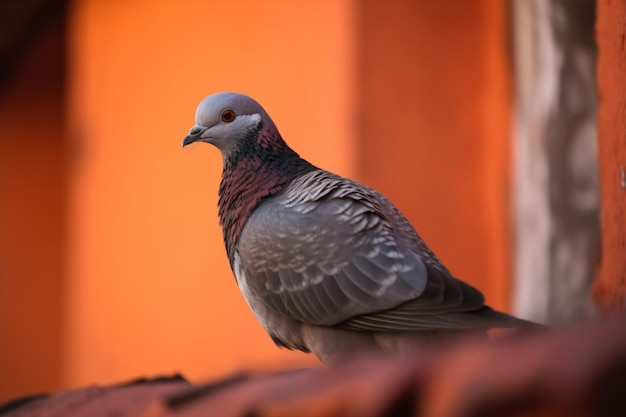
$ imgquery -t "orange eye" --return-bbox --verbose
[221,109,235,123]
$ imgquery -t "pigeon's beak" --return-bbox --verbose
[182,126,208,147]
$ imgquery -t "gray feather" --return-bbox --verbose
[236,170,472,329]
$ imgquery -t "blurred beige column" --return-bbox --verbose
[512,0,598,323]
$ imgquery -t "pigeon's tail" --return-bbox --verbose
[466,306,547,330]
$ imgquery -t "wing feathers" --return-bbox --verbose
[236,170,515,332]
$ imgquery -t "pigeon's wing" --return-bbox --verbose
[236,171,491,329]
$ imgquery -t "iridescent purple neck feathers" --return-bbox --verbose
[218,125,315,264]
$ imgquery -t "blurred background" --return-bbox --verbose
[0,0,600,403]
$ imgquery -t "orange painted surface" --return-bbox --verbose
[357,1,512,311]
[1,0,514,400]
[593,0,626,311]
[64,0,355,388]
[0,25,66,401]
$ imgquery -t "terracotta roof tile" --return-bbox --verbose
[3,318,626,417]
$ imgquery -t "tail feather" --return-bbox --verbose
[444,306,545,329]
[339,305,546,332]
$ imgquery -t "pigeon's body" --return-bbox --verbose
[183,92,535,363]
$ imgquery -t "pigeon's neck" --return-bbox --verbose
[218,127,315,263]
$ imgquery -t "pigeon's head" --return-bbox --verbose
[182,92,277,159]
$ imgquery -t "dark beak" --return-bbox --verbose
[182,126,208,147]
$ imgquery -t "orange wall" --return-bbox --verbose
[64,0,356,388]
[0,0,514,400]
[0,24,66,401]
[357,1,512,310]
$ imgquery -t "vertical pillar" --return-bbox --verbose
[593,0,626,311]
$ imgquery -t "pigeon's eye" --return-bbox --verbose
[221,109,235,123]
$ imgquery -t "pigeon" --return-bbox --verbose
[183,92,537,363]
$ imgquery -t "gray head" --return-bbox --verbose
[182,92,277,158]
